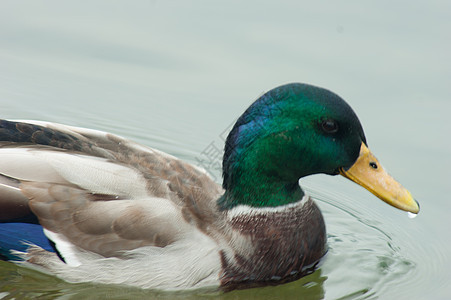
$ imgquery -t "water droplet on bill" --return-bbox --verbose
[407,212,417,219]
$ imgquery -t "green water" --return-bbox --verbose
[0,1,450,299]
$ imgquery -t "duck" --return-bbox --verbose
[0,83,419,291]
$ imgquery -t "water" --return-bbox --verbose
[0,1,450,299]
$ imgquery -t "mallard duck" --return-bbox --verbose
[0,83,419,291]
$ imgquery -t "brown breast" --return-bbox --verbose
[220,197,327,290]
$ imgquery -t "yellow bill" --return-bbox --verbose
[340,142,420,214]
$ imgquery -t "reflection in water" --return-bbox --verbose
[0,259,327,299]
[221,270,326,300]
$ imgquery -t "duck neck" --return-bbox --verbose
[218,170,305,210]
[219,129,309,210]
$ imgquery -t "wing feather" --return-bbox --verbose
[23,182,192,257]
[0,119,223,258]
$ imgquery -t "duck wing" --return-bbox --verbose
[0,120,222,261]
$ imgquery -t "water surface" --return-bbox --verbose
[0,1,450,299]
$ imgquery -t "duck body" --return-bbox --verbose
[0,83,418,291]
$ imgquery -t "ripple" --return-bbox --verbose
[301,177,421,299]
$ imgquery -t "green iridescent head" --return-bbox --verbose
[219,83,366,209]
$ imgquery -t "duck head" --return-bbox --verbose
[219,83,419,214]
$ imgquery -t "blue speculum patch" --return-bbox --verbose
[0,223,55,260]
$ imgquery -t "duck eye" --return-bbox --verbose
[321,119,339,134]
